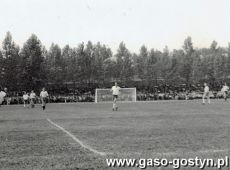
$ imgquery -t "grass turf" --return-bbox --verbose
[0,100,229,169]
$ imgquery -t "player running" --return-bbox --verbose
[111,82,120,111]
[23,91,29,107]
[221,83,229,101]
[0,87,7,107]
[40,88,49,110]
[30,90,36,108]
[202,83,210,105]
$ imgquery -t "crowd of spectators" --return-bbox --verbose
[2,83,228,105]
[3,92,94,105]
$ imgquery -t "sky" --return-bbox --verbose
[0,0,230,53]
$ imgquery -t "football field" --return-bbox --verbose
[0,100,230,169]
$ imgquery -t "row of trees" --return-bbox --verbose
[1,32,230,93]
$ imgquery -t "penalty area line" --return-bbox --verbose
[120,149,230,158]
[46,118,107,156]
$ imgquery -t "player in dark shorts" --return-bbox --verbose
[113,95,118,100]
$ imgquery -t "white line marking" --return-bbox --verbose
[121,149,230,157]
[46,118,106,156]
[156,149,230,157]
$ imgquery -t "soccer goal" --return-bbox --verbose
[95,88,136,103]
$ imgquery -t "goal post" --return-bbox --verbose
[95,88,136,103]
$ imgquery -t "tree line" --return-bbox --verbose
[1,32,230,93]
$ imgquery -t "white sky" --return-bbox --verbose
[0,0,230,53]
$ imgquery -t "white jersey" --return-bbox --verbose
[40,91,48,98]
[30,93,36,99]
[23,94,29,100]
[221,85,229,92]
[204,86,209,93]
[111,86,120,95]
[0,91,6,104]
[0,91,6,98]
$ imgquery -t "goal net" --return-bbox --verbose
[95,88,136,103]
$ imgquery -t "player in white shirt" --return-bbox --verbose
[22,91,29,107]
[221,83,229,101]
[111,82,120,111]
[0,87,7,107]
[40,88,49,110]
[30,90,36,108]
[202,83,210,104]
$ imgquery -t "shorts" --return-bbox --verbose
[41,97,47,106]
[203,92,209,98]
[113,95,118,100]
[0,97,3,104]
[23,99,29,104]
[30,98,35,107]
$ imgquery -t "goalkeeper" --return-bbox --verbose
[111,82,120,111]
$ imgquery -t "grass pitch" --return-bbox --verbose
[0,100,230,169]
